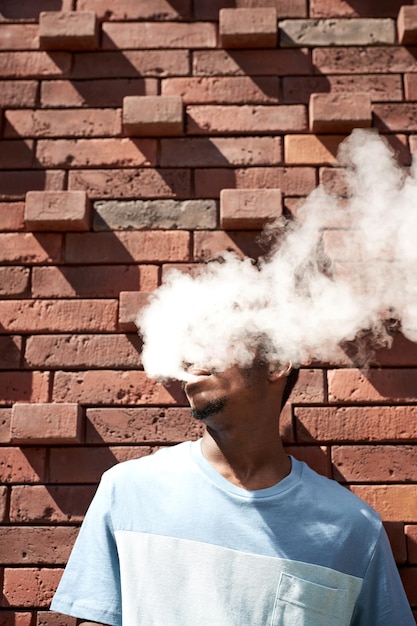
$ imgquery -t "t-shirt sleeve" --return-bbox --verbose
[50,471,122,626]
[351,525,414,625]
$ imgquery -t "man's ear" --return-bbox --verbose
[267,362,292,382]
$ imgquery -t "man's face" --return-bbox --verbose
[183,360,269,422]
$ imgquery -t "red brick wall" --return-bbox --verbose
[1,1,417,623]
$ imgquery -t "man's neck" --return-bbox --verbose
[201,425,291,491]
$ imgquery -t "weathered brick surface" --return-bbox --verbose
[94,199,217,231]
[219,8,278,49]
[187,105,307,134]
[32,265,158,298]
[279,18,395,47]
[11,403,82,444]
[1,2,417,619]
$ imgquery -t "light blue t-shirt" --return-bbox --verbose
[51,440,414,625]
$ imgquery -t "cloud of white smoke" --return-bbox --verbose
[137,129,417,380]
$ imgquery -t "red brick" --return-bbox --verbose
[295,406,417,443]
[0,335,22,369]
[398,6,417,45]
[313,46,417,75]
[77,0,192,20]
[0,448,46,484]
[0,1,74,22]
[3,568,61,607]
[9,485,96,523]
[4,109,122,139]
[220,188,282,229]
[0,527,78,565]
[0,203,25,231]
[103,21,216,49]
[401,567,417,606]
[373,104,417,132]
[0,300,117,333]
[332,445,417,483]
[0,140,34,169]
[405,525,417,563]
[86,407,204,443]
[328,368,417,403]
[193,49,313,76]
[0,373,49,406]
[48,446,153,483]
[71,50,190,79]
[0,171,65,201]
[118,291,152,332]
[195,0,306,20]
[123,96,183,137]
[68,168,191,199]
[187,104,307,134]
[0,267,29,297]
[350,485,417,522]
[194,167,316,199]
[0,24,39,50]
[11,403,82,444]
[285,445,330,477]
[373,333,417,367]
[0,409,12,443]
[219,8,277,48]
[25,191,90,232]
[25,334,143,369]
[193,230,265,261]
[39,11,99,51]
[0,233,61,264]
[310,92,372,132]
[0,486,7,522]
[384,522,407,564]
[52,371,187,405]
[0,51,70,78]
[160,264,204,281]
[40,78,158,108]
[161,137,281,167]
[282,74,403,104]
[310,0,410,18]
[0,612,34,626]
[37,612,77,626]
[64,232,190,263]
[406,75,417,108]
[36,138,157,168]
[285,134,343,165]
[162,76,280,104]
[33,265,158,298]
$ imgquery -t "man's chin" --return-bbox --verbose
[191,398,226,421]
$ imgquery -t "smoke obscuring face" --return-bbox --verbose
[137,130,417,381]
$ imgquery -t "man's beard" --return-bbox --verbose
[191,397,226,421]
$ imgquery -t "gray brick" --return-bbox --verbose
[279,18,395,47]
[93,200,217,231]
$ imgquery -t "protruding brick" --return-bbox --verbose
[0,526,78,564]
[3,567,62,607]
[219,8,278,49]
[119,291,151,332]
[351,485,417,522]
[285,134,343,164]
[309,93,372,133]
[25,191,90,232]
[220,188,282,230]
[398,6,417,45]
[405,525,417,564]
[123,95,183,137]
[9,485,95,523]
[11,403,82,444]
[39,11,99,51]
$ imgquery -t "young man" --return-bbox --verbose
[51,359,415,625]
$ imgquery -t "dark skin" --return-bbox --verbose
[78,359,291,626]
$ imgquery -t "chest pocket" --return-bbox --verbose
[271,572,349,626]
